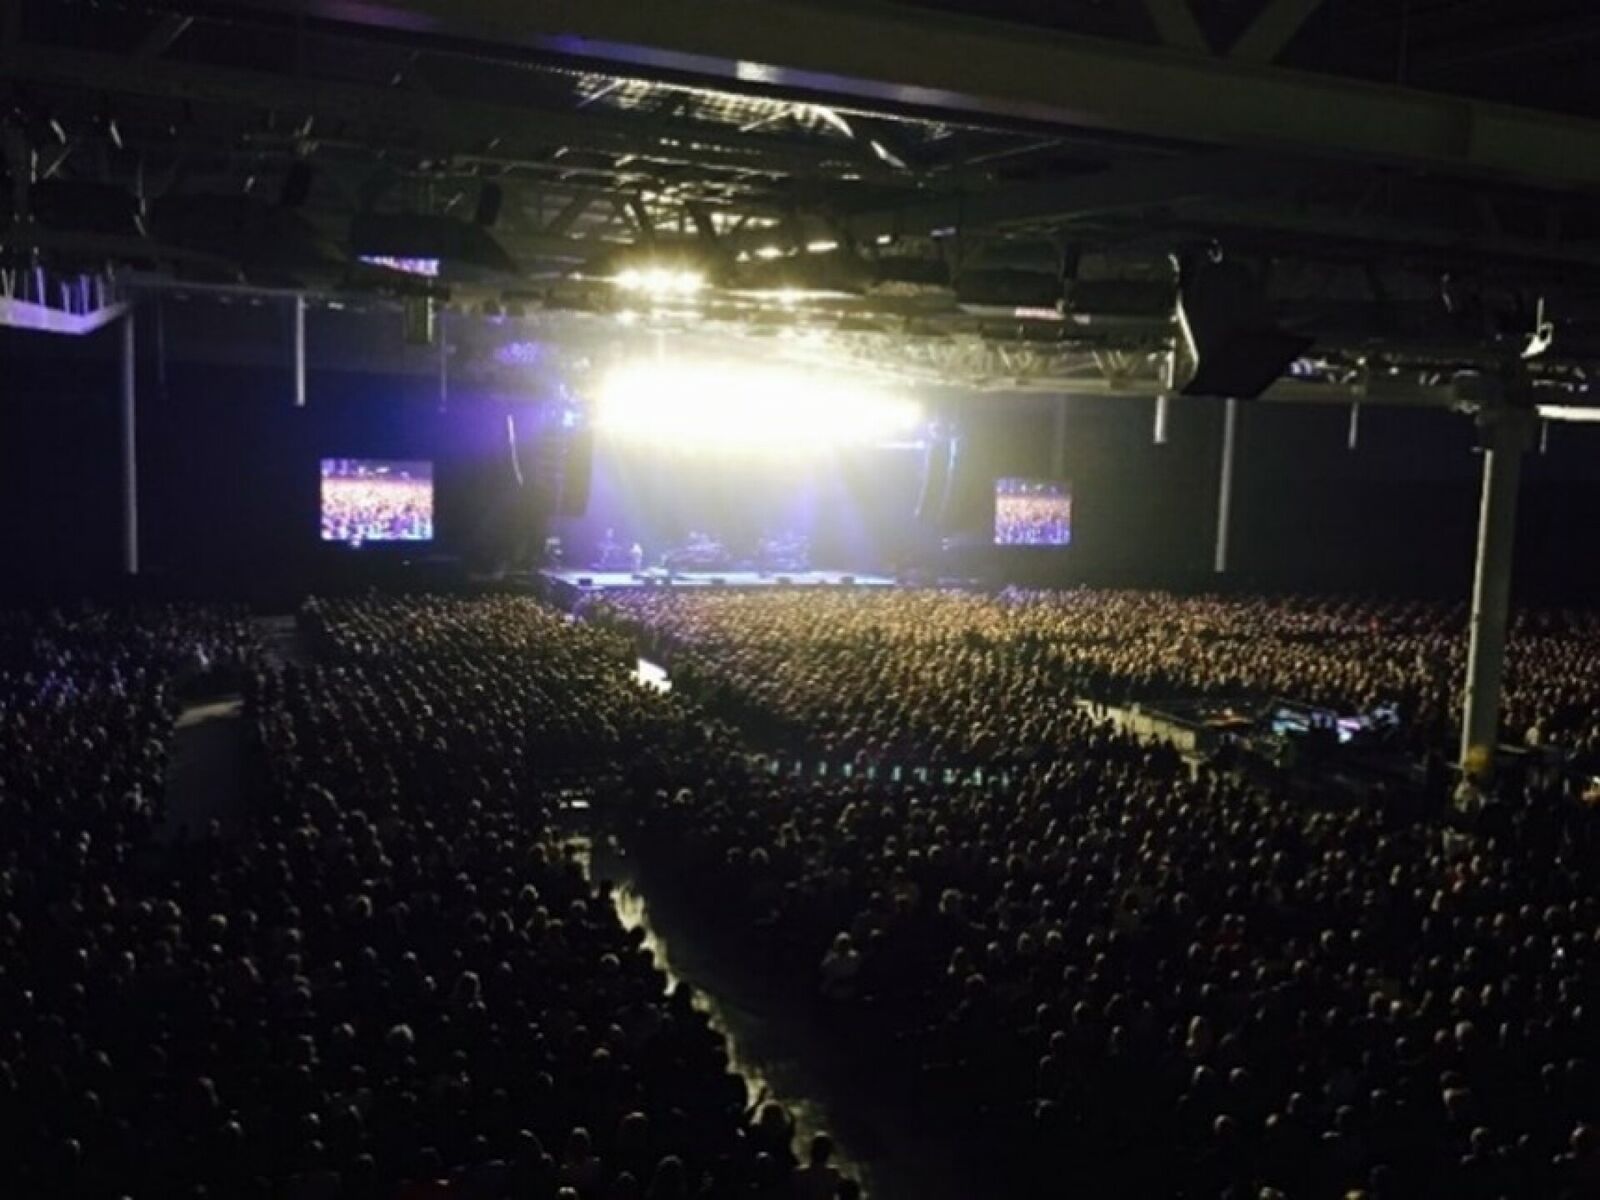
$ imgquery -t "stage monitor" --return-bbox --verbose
[994,477,1072,546]
[320,458,434,545]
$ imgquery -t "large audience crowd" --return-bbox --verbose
[4,586,1600,1199]
[594,588,1600,1198]
[0,596,835,1200]
[591,589,1600,767]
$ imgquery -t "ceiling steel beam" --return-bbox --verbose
[1175,200,1600,277]
[1413,15,1600,74]
[542,193,600,237]
[806,149,1306,246]
[211,0,1600,191]
[11,45,913,185]
[135,14,196,58]
[1137,0,1209,55]
[1228,0,1324,65]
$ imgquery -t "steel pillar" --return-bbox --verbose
[1459,406,1536,775]
[293,293,306,407]
[438,309,450,413]
[1214,397,1238,573]
[120,310,139,575]
[1153,392,1171,445]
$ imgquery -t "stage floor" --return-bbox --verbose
[541,568,897,592]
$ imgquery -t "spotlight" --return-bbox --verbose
[594,360,921,452]
[614,266,705,298]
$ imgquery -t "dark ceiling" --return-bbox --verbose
[5,0,1600,399]
[899,0,1600,119]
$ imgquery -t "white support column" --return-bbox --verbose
[1214,396,1238,574]
[1459,406,1536,775]
[1153,392,1171,445]
[120,310,139,575]
[1347,400,1361,450]
[292,293,306,407]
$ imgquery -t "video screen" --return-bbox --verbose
[994,477,1072,546]
[320,459,434,545]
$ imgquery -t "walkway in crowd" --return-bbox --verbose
[162,695,247,840]
[161,617,966,1197]
[161,616,307,843]
[589,836,967,1200]
[604,647,967,1199]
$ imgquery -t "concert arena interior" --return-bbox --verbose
[8,2,1600,1197]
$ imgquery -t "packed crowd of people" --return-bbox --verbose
[0,596,845,1199]
[0,603,258,844]
[592,587,1600,1198]
[590,588,1600,768]
[6,585,1600,1199]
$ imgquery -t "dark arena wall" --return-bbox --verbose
[3,305,1600,603]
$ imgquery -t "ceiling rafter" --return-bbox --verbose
[1228,0,1325,65]
[1136,0,1210,54]
[12,44,924,186]
[134,14,196,59]
[200,0,1600,189]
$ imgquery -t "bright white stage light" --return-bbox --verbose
[614,266,705,298]
[595,361,921,451]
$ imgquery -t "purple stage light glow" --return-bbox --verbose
[494,340,549,366]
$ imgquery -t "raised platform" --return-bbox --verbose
[540,567,897,598]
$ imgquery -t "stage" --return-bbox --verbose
[539,567,897,602]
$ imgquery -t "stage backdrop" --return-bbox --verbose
[551,437,926,573]
[4,304,1600,601]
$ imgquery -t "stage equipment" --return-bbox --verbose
[474,181,504,228]
[1177,252,1311,399]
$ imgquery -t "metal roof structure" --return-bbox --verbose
[5,0,1600,399]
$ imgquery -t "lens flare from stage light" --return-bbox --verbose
[594,361,921,451]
